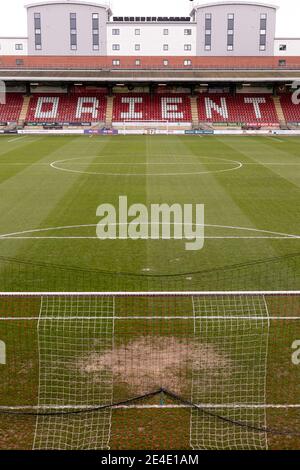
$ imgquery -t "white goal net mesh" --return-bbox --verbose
[0,293,299,450]
[191,295,270,450]
[33,296,115,450]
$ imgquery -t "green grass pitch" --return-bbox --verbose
[0,134,299,290]
[0,134,300,449]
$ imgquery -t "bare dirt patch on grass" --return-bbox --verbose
[76,336,231,396]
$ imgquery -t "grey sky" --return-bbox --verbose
[0,0,299,38]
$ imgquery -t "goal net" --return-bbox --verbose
[0,292,299,450]
[119,120,171,134]
[0,252,299,293]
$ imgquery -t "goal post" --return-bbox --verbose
[119,120,170,135]
[0,292,299,450]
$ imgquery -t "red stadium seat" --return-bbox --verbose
[197,94,278,124]
[0,93,24,122]
[26,94,107,123]
[112,94,192,122]
[279,94,300,123]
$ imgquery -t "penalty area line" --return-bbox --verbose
[0,236,299,240]
[1,403,300,410]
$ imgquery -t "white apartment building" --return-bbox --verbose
[0,1,299,57]
[0,37,28,55]
[107,22,197,57]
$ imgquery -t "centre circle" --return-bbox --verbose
[50,155,243,176]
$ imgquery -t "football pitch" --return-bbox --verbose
[0,134,299,291]
[0,134,300,450]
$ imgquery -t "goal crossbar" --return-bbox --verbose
[0,291,299,297]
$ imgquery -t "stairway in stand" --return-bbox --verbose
[105,95,115,128]
[18,95,31,126]
[273,96,286,128]
[190,96,199,128]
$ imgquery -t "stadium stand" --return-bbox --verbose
[279,94,300,123]
[2,92,297,128]
[197,94,279,125]
[25,94,107,123]
[0,93,24,123]
[112,94,192,122]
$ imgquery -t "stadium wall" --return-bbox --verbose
[1,55,300,69]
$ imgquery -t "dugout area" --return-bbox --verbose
[0,293,299,450]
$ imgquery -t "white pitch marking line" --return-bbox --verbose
[0,223,299,240]
[1,316,300,321]
[1,236,299,240]
[2,162,300,166]
[0,404,300,410]
[50,155,243,176]
[264,136,285,143]
[0,291,298,296]
[7,136,28,143]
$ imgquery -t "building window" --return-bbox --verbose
[205,34,211,48]
[259,14,267,51]
[71,35,77,47]
[163,59,169,66]
[112,59,120,66]
[227,13,234,31]
[35,35,42,49]
[163,44,169,51]
[135,29,140,35]
[135,59,141,66]
[205,13,212,30]
[205,13,212,51]
[70,13,77,50]
[227,34,234,48]
[279,44,287,51]
[227,14,234,51]
[260,34,266,51]
[34,12,41,29]
[93,35,99,46]
[92,13,99,51]
[163,29,169,35]
[135,44,140,51]
[70,13,77,30]
[279,59,286,66]
[92,13,99,29]
[15,44,23,50]
[184,44,192,51]
[184,29,192,35]
[112,29,120,35]
[112,44,120,50]
[34,12,42,50]
[184,60,192,66]
[260,13,267,30]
